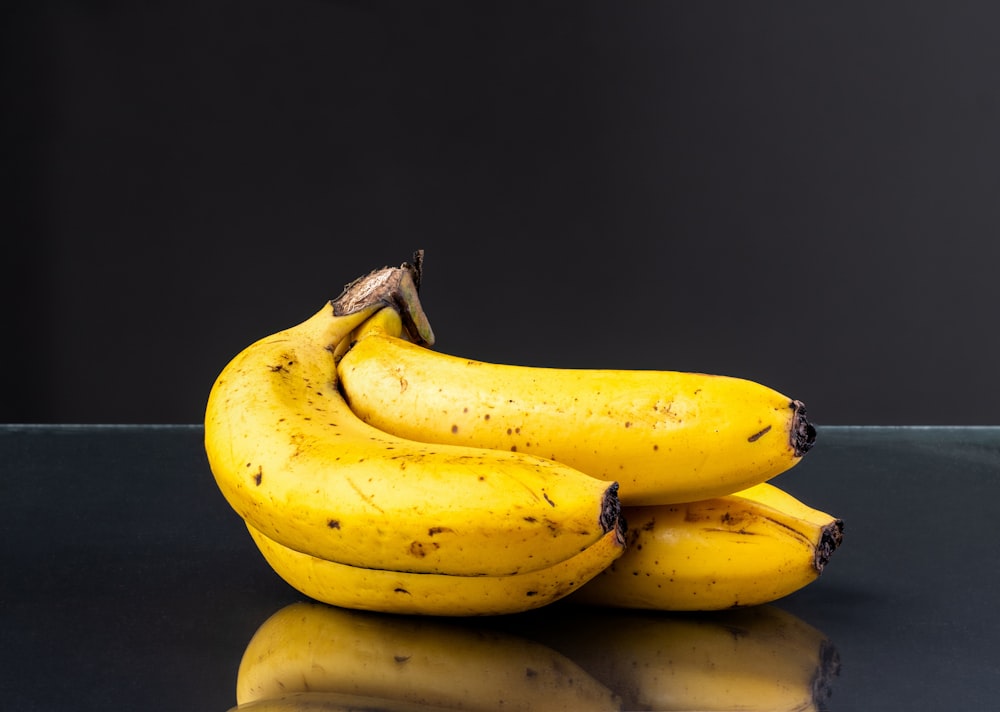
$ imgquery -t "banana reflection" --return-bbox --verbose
[231,601,621,712]
[517,603,840,712]
[229,601,838,712]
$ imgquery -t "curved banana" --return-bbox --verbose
[234,601,623,710]
[245,518,625,616]
[205,264,622,577]
[570,484,843,610]
[336,323,816,506]
[519,603,839,712]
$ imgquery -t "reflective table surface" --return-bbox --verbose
[3,424,999,710]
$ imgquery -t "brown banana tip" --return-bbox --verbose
[814,519,844,573]
[599,482,624,541]
[791,399,818,456]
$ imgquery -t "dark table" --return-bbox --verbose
[3,424,999,710]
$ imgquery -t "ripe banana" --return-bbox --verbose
[336,319,816,506]
[234,601,623,710]
[518,603,839,712]
[570,482,843,610]
[204,262,623,578]
[245,519,625,616]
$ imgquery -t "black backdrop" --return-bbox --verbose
[3,1,998,425]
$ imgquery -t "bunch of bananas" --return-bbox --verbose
[205,252,841,616]
[226,601,839,712]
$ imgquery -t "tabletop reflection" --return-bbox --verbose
[227,600,838,711]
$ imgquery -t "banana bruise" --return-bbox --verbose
[570,484,843,610]
[245,519,625,616]
[336,323,817,506]
[235,601,623,711]
[515,603,839,712]
[204,266,622,577]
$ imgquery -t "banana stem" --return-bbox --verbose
[332,250,435,346]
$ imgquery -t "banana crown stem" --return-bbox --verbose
[332,250,435,346]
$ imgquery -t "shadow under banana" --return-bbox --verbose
[227,600,839,712]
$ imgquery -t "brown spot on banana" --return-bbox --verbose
[409,540,440,557]
[543,518,562,535]
[747,425,772,442]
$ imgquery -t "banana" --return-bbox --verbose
[245,518,625,616]
[336,321,816,506]
[516,603,839,712]
[234,601,623,710]
[204,260,623,578]
[570,484,843,610]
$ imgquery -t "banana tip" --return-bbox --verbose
[791,400,817,456]
[600,482,625,544]
[814,519,844,573]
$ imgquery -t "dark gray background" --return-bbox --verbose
[4,2,998,425]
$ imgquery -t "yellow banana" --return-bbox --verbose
[336,322,816,506]
[234,601,623,710]
[733,480,843,528]
[520,603,839,712]
[204,262,623,577]
[245,519,625,616]
[570,484,843,610]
